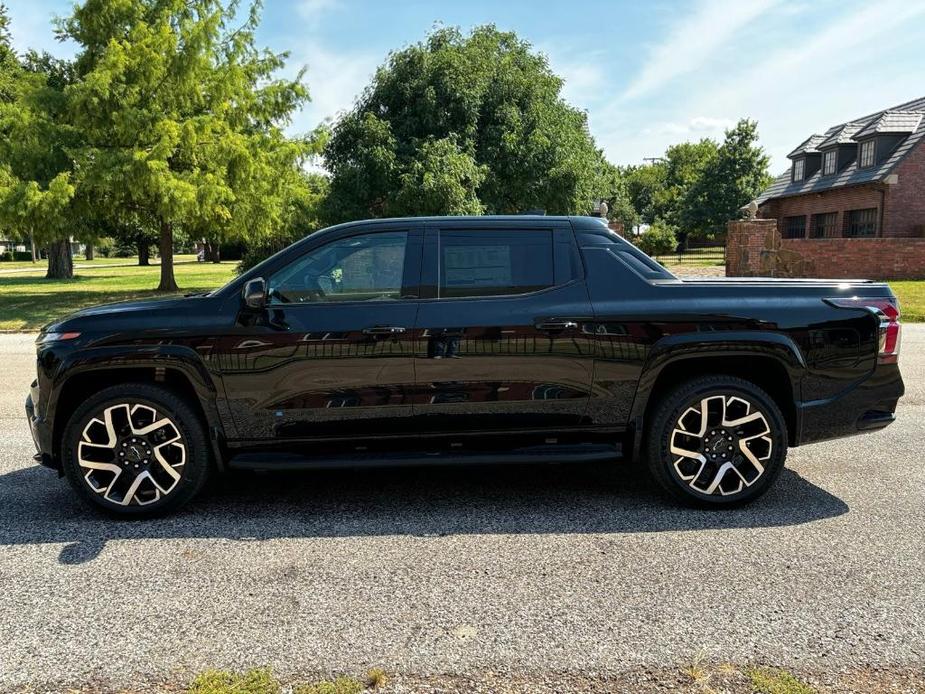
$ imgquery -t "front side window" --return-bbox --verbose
[268,231,409,304]
[844,208,878,237]
[859,139,875,168]
[438,230,554,298]
[783,215,807,239]
[822,150,837,175]
[792,158,805,181]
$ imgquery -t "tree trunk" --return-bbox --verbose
[206,240,221,263]
[138,240,150,266]
[157,220,177,291]
[30,232,36,263]
[85,243,94,261]
[46,239,74,279]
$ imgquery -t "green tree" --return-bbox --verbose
[323,25,608,221]
[0,7,78,277]
[682,119,772,240]
[658,140,718,233]
[58,0,310,290]
[636,219,677,257]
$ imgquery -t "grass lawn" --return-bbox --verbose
[891,281,925,322]
[0,254,198,272]
[0,260,236,330]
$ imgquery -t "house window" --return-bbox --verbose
[858,140,875,168]
[822,150,837,176]
[783,215,807,239]
[844,208,878,237]
[811,212,837,238]
[792,158,805,181]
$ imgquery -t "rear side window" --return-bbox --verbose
[438,230,554,298]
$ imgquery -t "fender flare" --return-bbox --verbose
[627,331,806,457]
[49,344,230,466]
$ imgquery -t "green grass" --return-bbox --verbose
[747,667,816,694]
[891,280,925,322]
[186,668,370,694]
[0,260,236,330]
[0,254,200,272]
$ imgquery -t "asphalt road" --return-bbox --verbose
[0,329,923,690]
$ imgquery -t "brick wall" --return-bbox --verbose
[884,136,925,237]
[727,219,925,279]
[779,238,925,279]
[759,184,884,238]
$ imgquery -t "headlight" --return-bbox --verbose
[36,331,81,345]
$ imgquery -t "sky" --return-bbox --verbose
[5,0,925,175]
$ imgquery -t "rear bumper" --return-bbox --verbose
[796,365,903,446]
[26,388,58,471]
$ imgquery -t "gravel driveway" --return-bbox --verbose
[0,329,923,690]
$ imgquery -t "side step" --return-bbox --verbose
[227,443,621,472]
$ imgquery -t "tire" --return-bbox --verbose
[645,375,787,507]
[61,383,210,517]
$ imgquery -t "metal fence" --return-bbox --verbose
[654,244,726,265]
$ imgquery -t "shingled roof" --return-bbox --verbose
[757,95,925,204]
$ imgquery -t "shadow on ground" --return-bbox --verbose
[0,461,847,564]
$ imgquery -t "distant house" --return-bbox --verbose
[744,96,925,279]
[757,96,925,240]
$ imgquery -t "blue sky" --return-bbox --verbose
[6,0,925,174]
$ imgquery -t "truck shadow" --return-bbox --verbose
[0,462,848,565]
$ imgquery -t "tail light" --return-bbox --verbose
[828,297,901,364]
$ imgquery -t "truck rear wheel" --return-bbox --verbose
[646,376,787,507]
[61,383,210,517]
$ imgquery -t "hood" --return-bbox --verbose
[44,294,223,334]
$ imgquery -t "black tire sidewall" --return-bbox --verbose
[61,383,210,517]
[646,376,788,507]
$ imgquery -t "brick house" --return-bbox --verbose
[751,95,925,279]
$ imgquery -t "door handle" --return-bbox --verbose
[362,326,407,335]
[535,320,579,331]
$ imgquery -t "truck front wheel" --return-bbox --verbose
[61,383,210,517]
[646,376,788,507]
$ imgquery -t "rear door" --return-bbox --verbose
[412,219,594,433]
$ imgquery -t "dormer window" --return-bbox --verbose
[792,158,805,181]
[822,150,837,176]
[859,139,875,168]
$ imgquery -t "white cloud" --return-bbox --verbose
[684,0,925,170]
[622,0,781,100]
[286,44,379,135]
[297,0,342,26]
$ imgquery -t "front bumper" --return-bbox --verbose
[26,387,58,471]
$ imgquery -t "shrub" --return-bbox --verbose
[636,220,677,257]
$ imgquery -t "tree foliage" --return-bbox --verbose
[625,120,771,242]
[0,7,78,276]
[57,0,311,289]
[681,119,772,238]
[323,25,610,222]
[636,219,676,257]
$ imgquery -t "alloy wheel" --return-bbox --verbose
[76,403,187,506]
[669,394,773,496]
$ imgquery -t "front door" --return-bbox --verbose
[218,224,422,442]
[412,220,595,433]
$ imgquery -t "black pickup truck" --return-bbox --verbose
[26,215,904,516]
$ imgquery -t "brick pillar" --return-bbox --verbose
[726,219,779,277]
[608,220,625,237]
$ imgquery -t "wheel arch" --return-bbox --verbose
[51,351,228,469]
[629,334,804,454]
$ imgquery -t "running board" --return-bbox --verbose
[227,443,622,472]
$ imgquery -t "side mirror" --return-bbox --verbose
[242,277,267,309]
